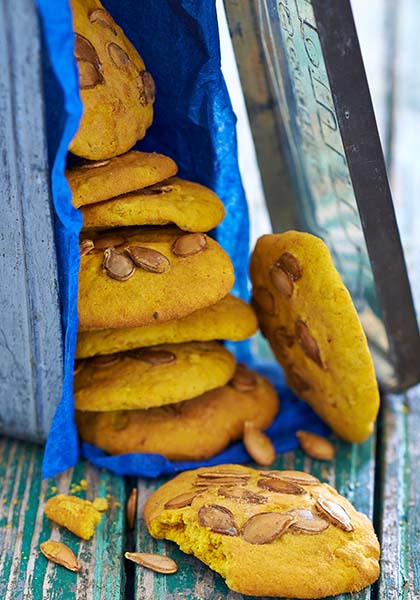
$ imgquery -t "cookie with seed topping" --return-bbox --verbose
[67,151,177,208]
[76,295,256,359]
[76,366,278,459]
[74,341,236,411]
[250,232,380,443]
[78,227,234,330]
[81,177,225,232]
[144,464,380,598]
[69,0,154,159]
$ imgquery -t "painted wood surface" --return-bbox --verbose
[0,0,63,443]
[134,437,376,600]
[0,437,126,599]
[376,387,420,599]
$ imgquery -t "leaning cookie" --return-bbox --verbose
[67,151,177,208]
[78,228,235,330]
[250,231,380,443]
[76,295,257,359]
[74,341,236,411]
[76,365,278,459]
[70,0,154,159]
[144,465,380,598]
[81,177,225,232]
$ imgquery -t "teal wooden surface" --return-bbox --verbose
[376,388,420,599]
[3,405,420,599]
[133,436,376,600]
[0,438,126,599]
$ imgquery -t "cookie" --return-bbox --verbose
[67,151,177,208]
[69,0,154,159]
[144,465,380,598]
[76,295,256,359]
[45,494,102,540]
[81,177,226,232]
[74,341,236,411]
[250,232,380,443]
[76,366,278,459]
[78,228,235,330]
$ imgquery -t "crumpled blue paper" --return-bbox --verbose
[38,0,328,479]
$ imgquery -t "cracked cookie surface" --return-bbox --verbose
[81,177,225,231]
[76,295,256,358]
[67,151,177,208]
[76,366,278,459]
[78,227,235,330]
[70,0,154,159]
[74,341,236,411]
[144,465,380,598]
[250,231,380,443]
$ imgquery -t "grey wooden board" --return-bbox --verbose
[134,437,376,600]
[0,0,63,442]
[0,437,127,599]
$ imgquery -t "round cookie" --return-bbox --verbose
[81,177,226,232]
[70,0,154,159]
[144,465,380,598]
[74,341,236,411]
[250,232,380,443]
[76,295,257,359]
[76,366,278,459]
[67,151,177,208]
[78,227,235,330]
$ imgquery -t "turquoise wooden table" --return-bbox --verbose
[1,390,419,599]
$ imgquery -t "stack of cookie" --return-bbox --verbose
[67,0,279,462]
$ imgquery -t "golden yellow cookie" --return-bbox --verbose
[78,228,235,330]
[67,151,177,208]
[69,0,154,159]
[250,232,380,443]
[44,494,102,540]
[81,177,226,231]
[74,341,236,411]
[76,366,278,459]
[76,295,256,359]
[144,465,380,598]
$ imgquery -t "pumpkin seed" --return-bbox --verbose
[243,422,275,466]
[198,504,238,536]
[40,540,80,572]
[241,512,295,544]
[315,497,354,532]
[125,552,178,574]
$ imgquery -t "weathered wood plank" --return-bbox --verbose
[376,389,420,600]
[0,0,63,443]
[0,438,126,599]
[134,436,376,599]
